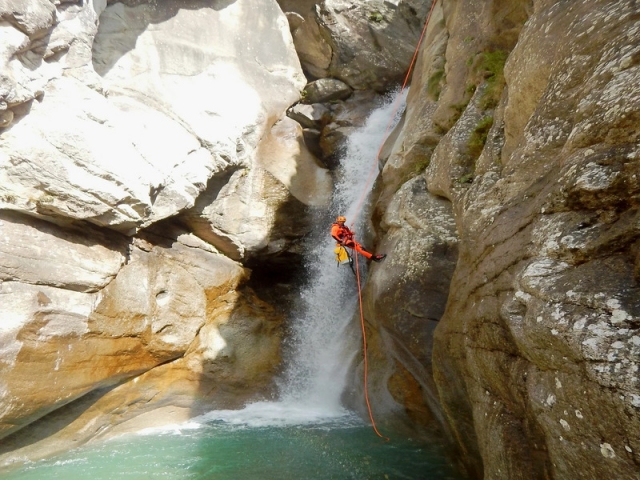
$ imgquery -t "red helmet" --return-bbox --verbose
[336,216,346,223]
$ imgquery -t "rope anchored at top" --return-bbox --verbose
[349,0,439,228]
[349,0,440,440]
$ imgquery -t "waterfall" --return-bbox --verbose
[201,90,407,426]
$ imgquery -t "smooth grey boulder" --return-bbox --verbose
[303,78,352,104]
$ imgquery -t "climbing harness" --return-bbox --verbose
[347,0,439,441]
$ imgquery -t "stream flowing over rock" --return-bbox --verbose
[1,0,639,478]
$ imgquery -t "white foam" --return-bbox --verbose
[195,401,357,429]
[135,421,202,437]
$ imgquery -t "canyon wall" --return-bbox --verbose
[1,0,638,478]
[358,0,640,479]
[0,0,428,469]
[0,0,331,466]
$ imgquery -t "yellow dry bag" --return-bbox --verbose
[334,244,351,265]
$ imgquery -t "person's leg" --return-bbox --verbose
[351,241,373,259]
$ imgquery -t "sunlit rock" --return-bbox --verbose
[358,177,458,436]
[0,0,307,235]
[182,117,332,262]
[303,78,352,104]
[282,0,433,90]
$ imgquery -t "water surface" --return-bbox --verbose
[5,410,463,480]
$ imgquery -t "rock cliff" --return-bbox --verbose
[357,0,639,479]
[0,0,331,466]
[1,0,638,478]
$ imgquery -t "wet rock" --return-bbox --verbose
[287,103,331,129]
[303,78,352,104]
[358,177,458,437]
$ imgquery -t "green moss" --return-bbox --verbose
[414,157,431,174]
[449,100,469,125]
[465,83,477,95]
[468,115,494,158]
[478,50,508,78]
[433,123,447,135]
[476,50,507,110]
[426,69,445,100]
[369,11,383,22]
[458,173,474,184]
[463,36,474,44]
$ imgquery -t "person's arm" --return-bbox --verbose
[331,224,344,243]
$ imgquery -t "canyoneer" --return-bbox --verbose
[331,216,386,264]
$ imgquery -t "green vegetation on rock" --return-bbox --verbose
[477,50,507,109]
[427,69,445,100]
[468,115,494,159]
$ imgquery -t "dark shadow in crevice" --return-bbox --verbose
[0,385,118,459]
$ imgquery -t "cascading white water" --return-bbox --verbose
[275,90,408,413]
[200,90,407,426]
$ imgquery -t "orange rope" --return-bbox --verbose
[346,0,439,440]
[354,251,389,440]
[349,0,439,229]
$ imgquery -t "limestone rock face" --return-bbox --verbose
[367,0,640,478]
[303,78,352,104]
[0,0,321,467]
[0,220,280,464]
[0,0,325,252]
[357,177,458,435]
[181,117,332,262]
[282,0,433,91]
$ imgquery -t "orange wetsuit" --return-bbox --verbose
[331,222,373,259]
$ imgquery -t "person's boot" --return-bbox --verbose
[372,254,386,262]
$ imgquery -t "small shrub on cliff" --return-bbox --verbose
[414,157,431,174]
[468,115,494,158]
[458,173,474,184]
[369,11,383,22]
[449,100,469,125]
[477,50,507,109]
[427,69,445,100]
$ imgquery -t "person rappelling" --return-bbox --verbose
[331,216,386,263]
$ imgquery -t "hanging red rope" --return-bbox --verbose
[349,0,439,228]
[353,252,389,440]
[349,0,439,440]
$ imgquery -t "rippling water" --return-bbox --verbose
[4,409,463,480]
